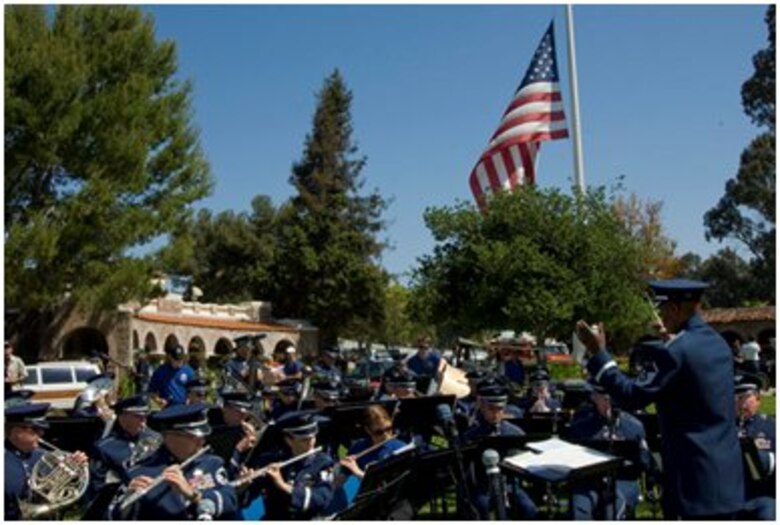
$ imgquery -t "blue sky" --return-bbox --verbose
[145,4,769,281]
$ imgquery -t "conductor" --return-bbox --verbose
[576,279,744,520]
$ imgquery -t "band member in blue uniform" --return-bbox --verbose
[247,410,336,520]
[219,391,260,478]
[461,381,537,519]
[270,378,303,420]
[88,395,159,500]
[515,368,561,414]
[339,404,409,479]
[565,381,654,519]
[313,347,343,383]
[735,374,775,520]
[185,377,210,405]
[5,401,89,520]
[149,345,195,408]
[381,368,420,400]
[456,369,490,422]
[311,379,342,410]
[224,337,253,388]
[577,278,745,520]
[110,402,237,520]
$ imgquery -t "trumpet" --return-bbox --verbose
[19,438,89,519]
[119,445,212,511]
[230,446,323,488]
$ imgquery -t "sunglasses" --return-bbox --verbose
[369,426,392,436]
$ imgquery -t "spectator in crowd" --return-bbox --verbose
[741,336,762,375]
[283,346,305,379]
[134,347,152,395]
[148,345,195,407]
[4,341,28,396]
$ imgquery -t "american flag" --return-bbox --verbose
[469,21,569,209]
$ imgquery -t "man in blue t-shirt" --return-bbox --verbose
[283,346,305,378]
[406,336,445,388]
[148,345,194,407]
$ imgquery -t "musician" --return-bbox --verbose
[224,336,253,386]
[185,377,210,405]
[313,347,343,383]
[565,381,654,520]
[456,369,489,420]
[577,278,745,520]
[460,381,537,519]
[134,347,152,395]
[502,332,532,388]
[270,378,303,420]
[247,410,335,520]
[282,346,305,379]
[406,335,445,381]
[382,368,420,399]
[73,373,115,421]
[5,401,89,520]
[339,405,408,480]
[515,368,561,414]
[735,374,775,519]
[110,403,237,520]
[312,379,342,410]
[219,392,259,478]
[88,395,159,501]
[148,344,195,408]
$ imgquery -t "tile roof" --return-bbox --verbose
[133,312,298,333]
[701,306,775,324]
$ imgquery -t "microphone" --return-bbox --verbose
[482,449,507,520]
[436,403,458,438]
[196,498,216,520]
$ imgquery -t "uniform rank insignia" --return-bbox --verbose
[189,469,216,490]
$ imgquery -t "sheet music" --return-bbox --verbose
[503,439,617,481]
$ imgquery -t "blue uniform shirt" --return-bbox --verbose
[110,445,236,520]
[462,415,525,442]
[587,313,745,518]
[149,363,195,406]
[4,442,45,520]
[283,360,305,377]
[740,413,776,498]
[254,448,335,520]
[224,357,249,381]
[313,363,342,383]
[347,437,408,471]
[505,360,526,385]
[89,426,159,499]
[406,351,441,378]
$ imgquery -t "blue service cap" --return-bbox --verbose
[5,389,35,409]
[530,368,551,384]
[112,394,151,415]
[185,377,210,394]
[734,374,760,395]
[476,379,509,407]
[6,402,51,429]
[312,379,342,400]
[465,369,491,381]
[165,344,187,359]
[276,409,327,438]
[277,378,303,396]
[221,391,254,411]
[384,369,417,389]
[151,402,211,437]
[648,278,709,304]
[322,347,340,357]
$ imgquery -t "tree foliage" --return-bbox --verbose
[704,5,775,303]
[678,248,757,308]
[272,71,388,346]
[409,187,657,353]
[5,5,211,313]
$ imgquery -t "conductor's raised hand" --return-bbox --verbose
[575,320,607,356]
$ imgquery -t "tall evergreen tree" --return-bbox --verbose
[5,6,211,317]
[272,70,388,346]
[704,5,775,303]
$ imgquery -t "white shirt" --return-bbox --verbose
[741,341,761,362]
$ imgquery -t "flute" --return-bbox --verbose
[119,445,212,511]
[230,446,323,488]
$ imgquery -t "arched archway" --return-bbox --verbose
[145,332,158,352]
[164,334,180,353]
[273,339,296,360]
[62,327,109,360]
[132,330,140,350]
[214,338,233,357]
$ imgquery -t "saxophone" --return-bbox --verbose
[18,439,90,519]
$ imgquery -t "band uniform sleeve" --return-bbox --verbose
[202,461,237,518]
[289,460,334,515]
[586,345,682,412]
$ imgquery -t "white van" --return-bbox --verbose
[20,361,102,410]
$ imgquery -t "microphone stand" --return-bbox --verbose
[442,418,479,519]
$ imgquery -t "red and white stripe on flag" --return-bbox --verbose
[469,22,569,209]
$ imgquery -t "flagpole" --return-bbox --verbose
[565,4,585,194]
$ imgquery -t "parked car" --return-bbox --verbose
[20,361,102,409]
[345,359,395,390]
[538,342,574,365]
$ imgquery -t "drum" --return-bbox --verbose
[437,363,470,399]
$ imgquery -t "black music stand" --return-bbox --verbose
[515,412,568,439]
[394,395,456,435]
[632,411,661,451]
[82,482,122,520]
[334,448,417,520]
[205,424,245,463]
[740,436,767,482]
[44,416,105,452]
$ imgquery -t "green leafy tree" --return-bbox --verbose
[271,70,388,346]
[5,6,211,316]
[704,5,775,303]
[409,187,656,353]
[679,248,756,307]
